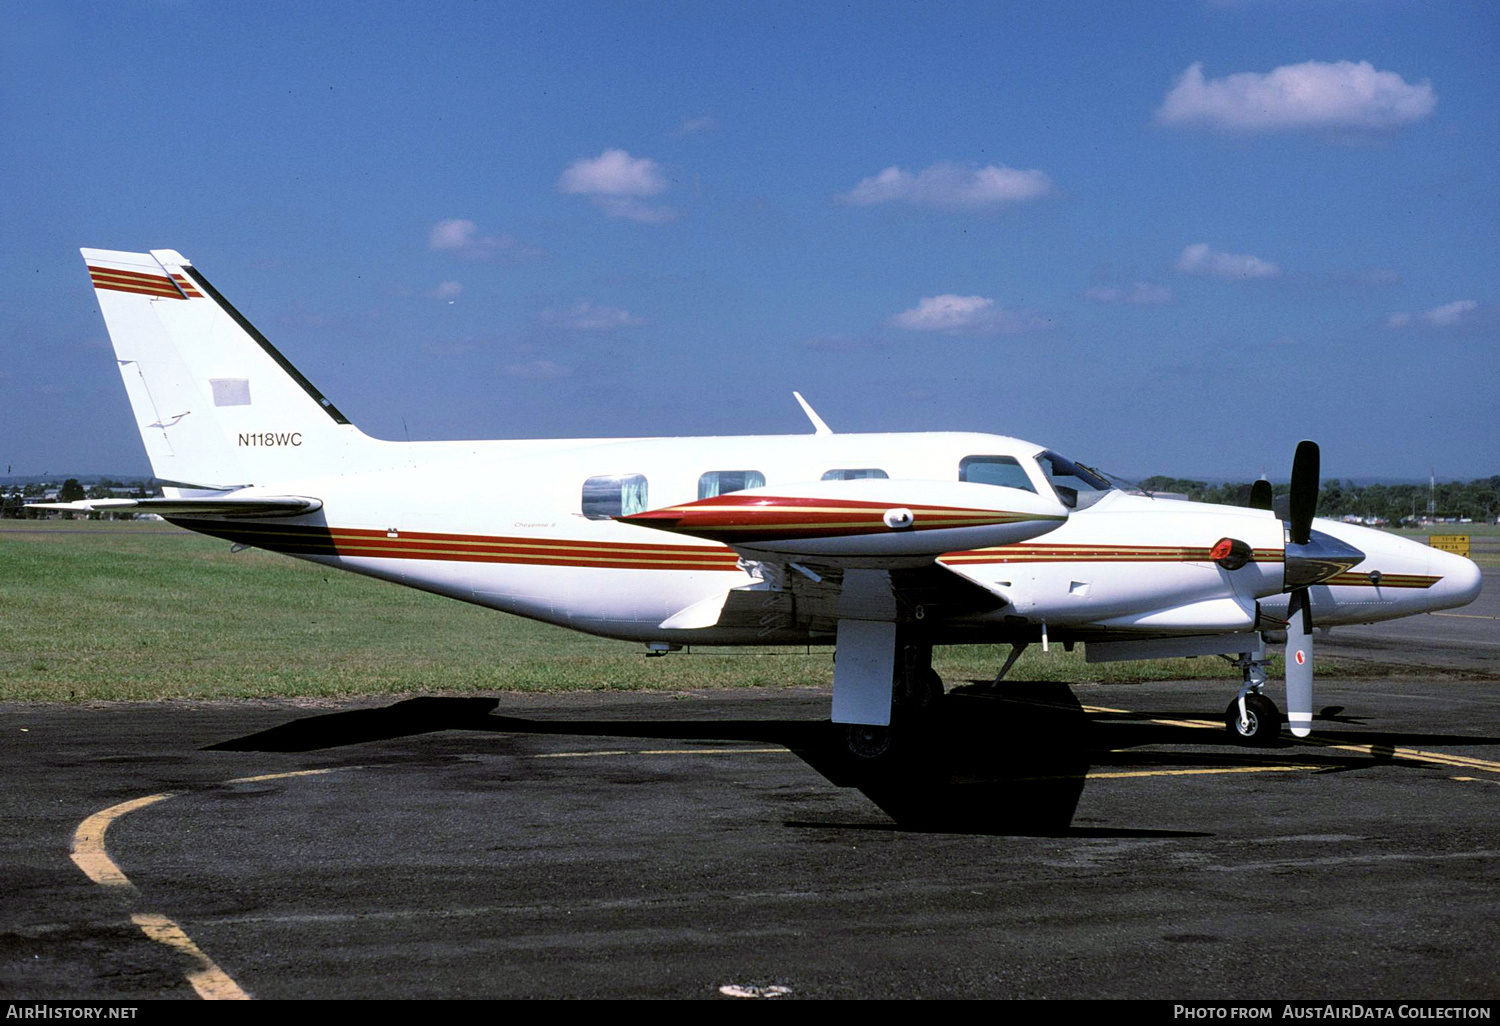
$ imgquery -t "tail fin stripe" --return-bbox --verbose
[179,266,352,425]
[88,266,186,299]
[169,272,204,299]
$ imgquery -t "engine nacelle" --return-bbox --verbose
[619,478,1068,560]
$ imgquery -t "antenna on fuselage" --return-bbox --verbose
[792,392,833,435]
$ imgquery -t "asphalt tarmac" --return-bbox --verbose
[2,575,1495,1001]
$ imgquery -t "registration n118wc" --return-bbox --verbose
[38,249,1484,753]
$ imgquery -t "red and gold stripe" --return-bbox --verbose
[88,265,187,300]
[173,520,1305,575]
[171,521,745,571]
[169,271,203,298]
[940,544,1285,566]
[621,495,1057,543]
[1324,572,1438,590]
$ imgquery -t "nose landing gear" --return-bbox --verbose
[1225,692,1282,746]
[1225,651,1283,746]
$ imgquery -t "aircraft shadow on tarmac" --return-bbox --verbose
[206,685,1500,837]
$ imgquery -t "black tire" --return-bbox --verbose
[1224,693,1282,746]
[843,723,893,760]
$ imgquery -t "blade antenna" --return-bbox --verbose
[792,392,833,436]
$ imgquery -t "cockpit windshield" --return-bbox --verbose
[1036,450,1114,510]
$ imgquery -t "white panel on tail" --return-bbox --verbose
[81,248,390,492]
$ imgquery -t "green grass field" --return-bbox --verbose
[0,520,1421,703]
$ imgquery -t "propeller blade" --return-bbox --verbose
[1285,588,1314,737]
[1288,440,1320,546]
[1248,479,1274,511]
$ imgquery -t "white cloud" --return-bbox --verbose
[1085,282,1173,305]
[428,219,539,260]
[559,149,676,221]
[1425,299,1478,326]
[1156,60,1436,133]
[889,294,1050,335]
[559,149,667,196]
[1176,243,1280,280]
[502,359,571,380]
[429,219,478,251]
[1387,299,1478,329]
[427,281,463,300]
[675,116,718,136]
[841,162,1053,210]
[540,301,645,331]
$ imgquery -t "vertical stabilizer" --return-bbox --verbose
[81,249,385,492]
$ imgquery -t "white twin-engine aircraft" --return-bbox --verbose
[43,248,1483,754]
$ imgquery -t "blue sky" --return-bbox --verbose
[3,1,1496,481]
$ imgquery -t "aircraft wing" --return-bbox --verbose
[625,478,1067,636]
[25,496,323,518]
[619,477,1067,562]
[659,559,1007,634]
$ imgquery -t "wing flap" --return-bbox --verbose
[656,559,1004,632]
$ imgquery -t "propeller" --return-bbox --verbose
[1283,441,1319,736]
[1277,440,1363,738]
[1248,478,1273,512]
[1288,440,1319,547]
[1285,587,1314,737]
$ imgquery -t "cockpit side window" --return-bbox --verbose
[582,474,649,519]
[959,456,1036,493]
[1036,450,1113,510]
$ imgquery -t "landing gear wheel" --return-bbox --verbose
[894,668,944,714]
[843,724,893,760]
[1225,693,1282,747]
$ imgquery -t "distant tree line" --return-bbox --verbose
[0,478,149,519]
[1136,475,1500,524]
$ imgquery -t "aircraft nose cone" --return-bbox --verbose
[1427,548,1483,612]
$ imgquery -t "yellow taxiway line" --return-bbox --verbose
[69,767,354,1000]
[1082,704,1500,777]
[71,793,176,889]
[70,719,1498,999]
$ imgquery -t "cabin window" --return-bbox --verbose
[698,470,765,499]
[959,456,1036,492]
[581,474,649,519]
[821,468,889,481]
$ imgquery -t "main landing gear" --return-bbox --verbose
[841,645,944,763]
[1224,651,1282,746]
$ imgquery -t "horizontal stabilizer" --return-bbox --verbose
[27,496,322,518]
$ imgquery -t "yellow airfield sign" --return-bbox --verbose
[1429,535,1471,557]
